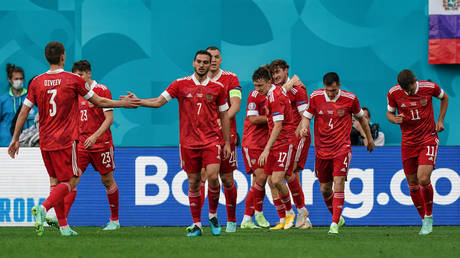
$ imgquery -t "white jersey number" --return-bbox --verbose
[47,89,57,117]
[80,110,88,121]
[328,118,333,129]
[410,109,421,120]
[197,103,202,114]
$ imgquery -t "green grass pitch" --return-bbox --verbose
[1,226,459,258]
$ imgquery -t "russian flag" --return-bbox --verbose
[429,0,460,64]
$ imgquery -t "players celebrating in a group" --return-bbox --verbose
[299,72,375,234]
[8,41,138,237]
[386,69,448,235]
[122,50,231,237]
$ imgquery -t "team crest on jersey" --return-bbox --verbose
[248,102,256,110]
[443,0,459,11]
[420,98,428,106]
[337,109,345,116]
[206,94,214,102]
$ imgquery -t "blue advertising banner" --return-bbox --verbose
[66,147,460,226]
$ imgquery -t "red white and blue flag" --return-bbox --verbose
[429,0,460,64]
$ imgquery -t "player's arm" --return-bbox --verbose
[120,91,167,108]
[227,89,241,119]
[282,74,306,92]
[84,110,114,149]
[386,111,404,124]
[248,115,267,125]
[355,113,375,152]
[436,92,448,132]
[258,120,282,166]
[89,93,139,108]
[219,110,231,159]
[8,105,32,158]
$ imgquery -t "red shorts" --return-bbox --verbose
[221,144,237,174]
[180,145,221,173]
[78,145,115,175]
[315,152,351,183]
[264,144,295,176]
[242,147,263,174]
[294,135,311,172]
[402,142,439,175]
[41,142,79,182]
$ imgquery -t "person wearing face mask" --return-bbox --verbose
[0,64,36,146]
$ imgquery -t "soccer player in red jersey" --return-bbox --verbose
[387,69,448,235]
[240,89,271,229]
[299,72,375,234]
[8,41,138,237]
[67,60,119,230]
[205,46,240,232]
[249,66,298,230]
[122,50,231,237]
[269,59,312,229]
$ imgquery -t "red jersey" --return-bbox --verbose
[24,69,93,151]
[304,89,363,159]
[387,81,444,146]
[266,85,296,150]
[242,90,269,150]
[209,69,241,145]
[287,85,309,137]
[162,74,229,149]
[78,80,113,151]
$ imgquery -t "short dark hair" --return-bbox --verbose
[252,65,271,82]
[269,59,289,72]
[397,69,416,91]
[206,46,220,52]
[194,50,212,61]
[6,63,24,79]
[362,107,370,118]
[72,60,92,73]
[45,41,65,65]
[323,72,340,86]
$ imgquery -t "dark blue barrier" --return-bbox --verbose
[68,147,460,226]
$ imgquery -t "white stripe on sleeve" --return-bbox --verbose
[24,98,34,108]
[161,91,172,102]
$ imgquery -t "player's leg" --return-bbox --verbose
[205,163,222,236]
[328,153,351,234]
[252,168,269,228]
[44,177,59,229]
[285,173,311,229]
[220,145,237,232]
[418,164,435,235]
[200,168,206,211]
[181,147,203,237]
[241,174,259,229]
[268,176,285,229]
[403,158,426,220]
[272,171,295,229]
[100,171,120,230]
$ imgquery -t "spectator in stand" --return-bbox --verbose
[0,64,36,146]
[351,107,385,146]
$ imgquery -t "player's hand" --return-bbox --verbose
[258,150,269,166]
[436,120,445,132]
[299,127,309,137]
[393,114,404,124]
[365,139,375,152]
[8,140,19,159]
[292,75,306,89]
[120,92,141,108]
[223,143,231,160]
[84,135,97,149]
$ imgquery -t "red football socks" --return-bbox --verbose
[420,183,434,216]
[188,189,201,223]
[332,192,344,223]
[199,180,205,211]
[42,182,71,211]
[253,182,265,212]
[273,198,286,219]
[244,186,255,216]
[64,188,77,217]
[280,192,293,211]
[224,183,237,222]
[287,176,305,209]
[322,192,334,214]
[208,184,220,214]
[409,184,425,219]
[107,185,119,221]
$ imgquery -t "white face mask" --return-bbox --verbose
[12,80,23,90]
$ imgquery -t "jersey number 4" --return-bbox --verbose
[47,89,57,117]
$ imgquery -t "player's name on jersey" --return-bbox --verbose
[44,79,62,87]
